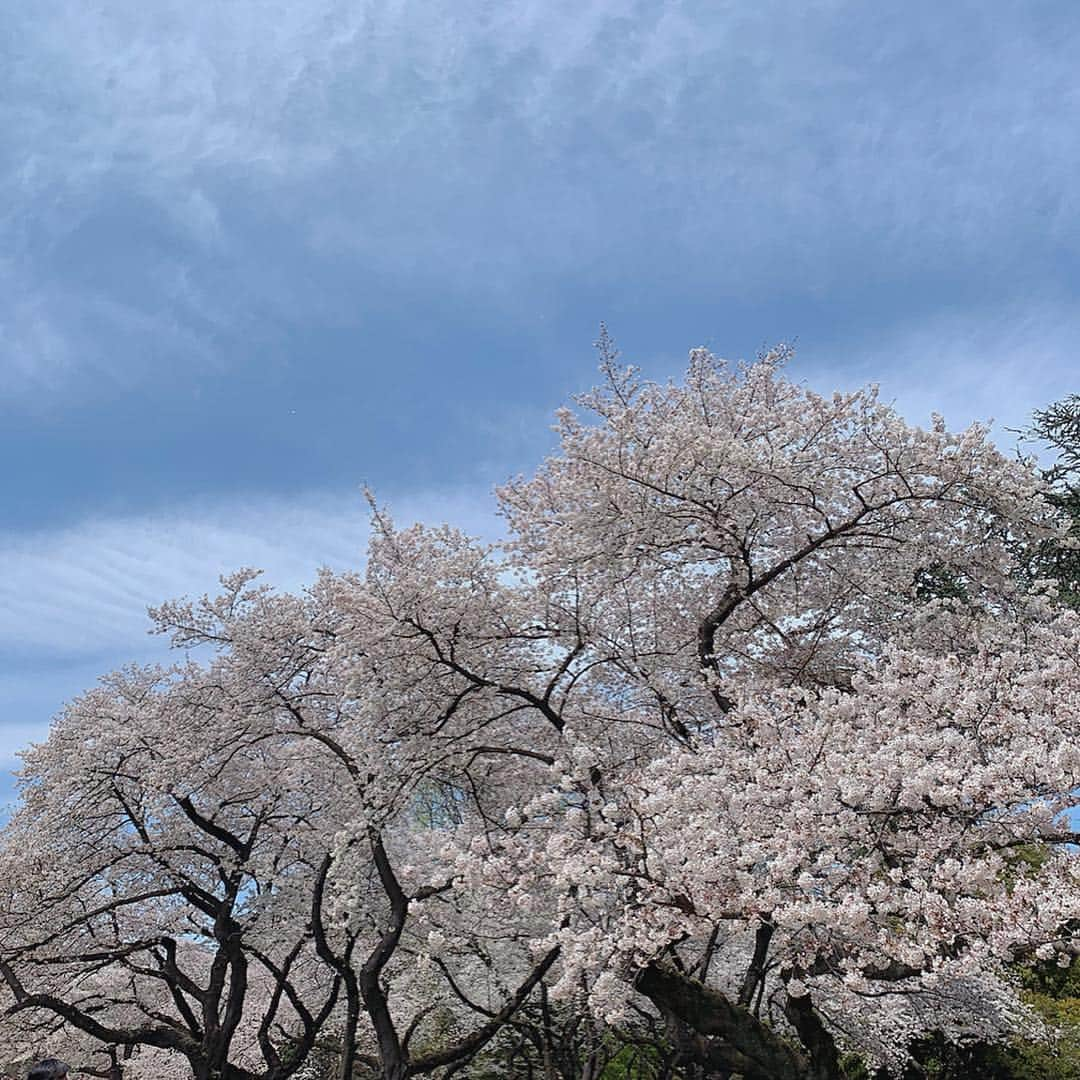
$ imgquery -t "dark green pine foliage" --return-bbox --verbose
[1018,395,1080,606]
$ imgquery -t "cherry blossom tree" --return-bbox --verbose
[0,652,342,1080]
[0,571,557,1080]
[355,344,1076,1077]
[4,342,1079,1080]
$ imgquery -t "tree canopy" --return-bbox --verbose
[3,347,1079,1080]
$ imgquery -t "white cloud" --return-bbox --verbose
[0,482,502,768]
[0,724,52,765]
[799,303,1079,442]
[0,483,501,656]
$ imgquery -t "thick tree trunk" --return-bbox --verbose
[783,992,842,1080]
[635,963,831,1080]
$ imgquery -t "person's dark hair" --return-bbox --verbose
[27,1060,69,1080]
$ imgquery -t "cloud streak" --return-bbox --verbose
[800,301,1080,441]
[0,482,501,765]
[0,484,500,656]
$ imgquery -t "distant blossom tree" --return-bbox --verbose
[3,339,1079,1080]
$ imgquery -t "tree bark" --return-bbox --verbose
[783,992,841,1080]
[635,963,813,1080]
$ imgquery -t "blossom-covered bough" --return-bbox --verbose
[2,343,1078,1080]
[0,575,558,1080]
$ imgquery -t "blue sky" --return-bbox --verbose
[3,0,1079,804]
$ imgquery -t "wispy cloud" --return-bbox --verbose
[0,484,500,656]
[5,1,1080,394]
[0,482,501,763]
[800,302,1080,440]
[0,724,57,765]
